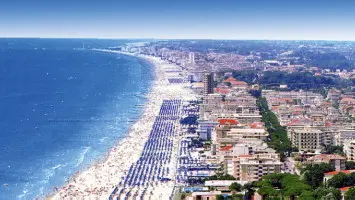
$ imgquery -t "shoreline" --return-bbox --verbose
[49,51,195,199]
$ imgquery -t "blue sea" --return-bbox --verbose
[0,38,154,199]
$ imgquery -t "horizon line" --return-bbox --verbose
[0,36,355,42]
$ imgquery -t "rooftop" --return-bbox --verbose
[218,119,238,125]
[324,170,355,176]
[307,154,346,162]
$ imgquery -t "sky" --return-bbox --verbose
[1,0,355,40]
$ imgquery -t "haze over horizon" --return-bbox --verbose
[1,0,355,41]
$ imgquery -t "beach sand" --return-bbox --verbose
[49,52,195,199]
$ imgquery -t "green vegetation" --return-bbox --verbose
[327,172,355,188]
[260,71,351,90]
[256,98,295,160]
[229,182,242,192]
[345,187,355,200]
[203,164,339,199]
[229,70,352,91]
[255,173,311,200]
[346,161,355,170]
[323,145,345,156]
[301,163,334,188]
[292,51,354,71]
[204,173,236,181]
[312,187,342,200]
[243,182,256,200]
[230,194,243,200]
[254,170,342,200]
[232,70,258,83]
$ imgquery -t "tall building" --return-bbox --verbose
[306,154,346,171]
[344,140,355,161]
[232,154,282,181]
[203,72,214,95]
[288,128,324,150]
[189,52,195,64]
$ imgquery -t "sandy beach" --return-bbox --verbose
[49,51,195,199]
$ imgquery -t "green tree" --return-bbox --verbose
[298,191,315,200]
[345,187,355,200]
[257,186,279,199]
[323,146,345,156]
[256,98,294,160]
[229,182,242,192]
[345,172,355,186]
[301,163,334,188]
[256,173,311,200]
[231,194,243,200]
[345,161,355,170]
[243,182,255,200]
[327,173,347,188]
[314,187,342,200]
[204,173,236,181]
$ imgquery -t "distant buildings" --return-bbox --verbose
[233,154,282,182]
[203,72,214,95]
[189,52,195,64]
[289,128,323,150]
[262,90,355,151]
[344,140,355,161]
[306,154,346,171]
[128,40,355,200]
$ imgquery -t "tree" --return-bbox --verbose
[180,193,186,200]
[229,182,242,192]
[346,161,355,170]
[204,173,236,181]
[323,146,345,156]
[232,70,258,83]
[326,172,355,188]
[327,173,347,188]
[257,186,279,199]
[345,172,355,186]
[345,187,355,200]
[256,174,311,200]
[243,182,255,200]
[301,163,335,188]
[231,194,243,200]
[314,187,342,200]
[298,191,315,200]
[256,98,294,160]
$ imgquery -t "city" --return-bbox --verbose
[113,40,355,199]
[1,1,355,200]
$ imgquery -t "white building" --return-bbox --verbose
[189,52,195,64]
[344,140,355,161]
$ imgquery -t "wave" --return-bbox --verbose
[17,185,28,199]
[76,146,91,167]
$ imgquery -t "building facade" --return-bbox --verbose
[203,73,214,95]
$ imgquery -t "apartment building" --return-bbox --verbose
[232,154,282,181]
[306,154,346,171]
[344,140,355,161]
[288,128,323,150]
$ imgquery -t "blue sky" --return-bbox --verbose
[1,0,355,40]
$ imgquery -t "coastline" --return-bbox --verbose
[50,51,195,199]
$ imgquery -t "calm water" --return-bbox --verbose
[0,39,153,199]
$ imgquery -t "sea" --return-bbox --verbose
[0,38,154,199]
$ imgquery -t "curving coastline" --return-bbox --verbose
[49,51,195,199]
